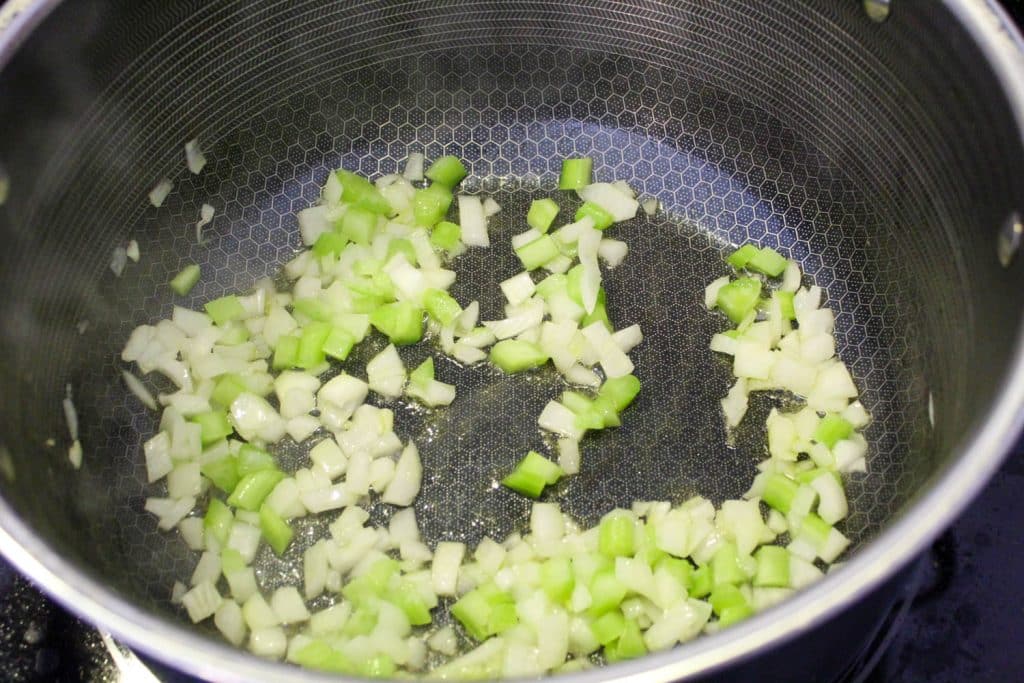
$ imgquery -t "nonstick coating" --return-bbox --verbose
[0,0,1022,672]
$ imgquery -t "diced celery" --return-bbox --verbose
[292,297,331,322]
[227,469,285,511]
[190,411,233,445]
[335,170,391,215]
[541,557,575,604]
[606,619,647,661]
[716,277,763,324]
[747,247,788,277]
[515,235,560,271]
[726,244,759,269]
[201,456,239,494]
[259,503,293,556]
[339,206,378,245]
[587,568,628,616]
[689,565,713,598]
[293,641,354,674]
[370,301,424,346]
[718,603,754,626]
[217,322,249,346]
[762,473,800,514]
[598,511,635,558]
[575,201,614,230]
[236,444,275,476]
[430,220,462,251]
[425,156,468,188]
[489,339,549,373]
[709,583,748,617]
[776,291,796,320]
[414,184,454,227]
[655,556,693,588]
[580,288,611,330]
[559,158,593,190]
[170,264,201,296]
[272,334,300,370]
[502,451,563,498]
[710,542,748,586]
[527,198,560,233]
[424,289,462,325]
[387,237,417,265]
[566,264,584,305]
[409,357,435,387]
[358,654,396,678]
[591,610,626,645]
[343,604,378,636]
[598,375,641,413]
[205,296,245,325]
[393,581,432,626]
[312,231,348,257]
[296,321,331,369]
[753,546,790,588]
[321,326,355,361]
[203,498,234,545]
[535,273,568,299]
[814,414,854,448]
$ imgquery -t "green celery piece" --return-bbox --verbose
[716,277,763,324]
[296,321,332,369]
[430,220,462,251]
[409,357,435,387]
[292,641,354,674]
[762,473,800,514]
[591,610,626,645]
[535,273,568,299]
[796,468,842,485]
[393,582,432,626]
[221,548,246,574]
[815,414,854,448]
[201,455,240,494]
[292,297,332,322]
[726,244,759,269]
[209,372,246,408]
[710,542,749,586]
[170,264,201,296]
[387,237,417,265]
[598,510,636,558]
[321,326,355,361]
[540,557,575,604]
[489,339,549,372]
[580,288,611,331]
[190,411,233,445]
[776,291,796,320]
[747,246,788,277]
[353,258,382,278]
[217,322,250,346]
[357,654,396,678]
[451,589,494,641]
[424,155,468,188]
[559,157,593,190]
[312,231,348,257]
[587,568,628,617]
[335,170,391,215]
[236,444,275,475]
[342,559,400,604]
[561,390,594,416]
[527,198,560,233]
[689,565,713,598]
[339,206,378,245]
[203,498,234,545]
[753,545,791,588]
[342,604,379,637]
[634,524,666,566]
[606,619,647,661]
[500,469,547,499]
[719,604,755,626]
[501,451,563,498]
[205,295,245,325]
[272,334,300,371]
[590,395,622,428]
[515,234,560,271]
[413,184,454,227]
[709,583,749,617]
[598,375,641,413]
[259,503,293,556]
[424,288,462,325]
[575,201,614,230]
[566,264,584,305]
[227,469,285,511]
[370,301,424,346]
[799,513,833,547]
[487,602,518,636]
[655,556,693,588]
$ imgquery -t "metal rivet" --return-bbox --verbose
[997,211,1023,268]
[864,0,891,23]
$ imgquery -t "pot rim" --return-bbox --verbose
[0,1,1022,681]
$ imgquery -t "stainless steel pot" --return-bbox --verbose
[0,1,1022,681]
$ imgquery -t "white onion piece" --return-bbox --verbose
[403,152,424,181]
[126,239,140,262]
[500,272,535,306]
[215,601,247,646]
[431,542,465,596]
[641,197,659,216]
[577,182,639,221]
[184,139,207,174]
[109,246,127,277]
[597,238,628,267]
[457,195,488,247]
[382,442,422,506]
[196,203,215,244]
[148,178,173,208]
[182,581,221,623]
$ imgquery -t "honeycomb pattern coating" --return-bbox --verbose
[48,46,922,619]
